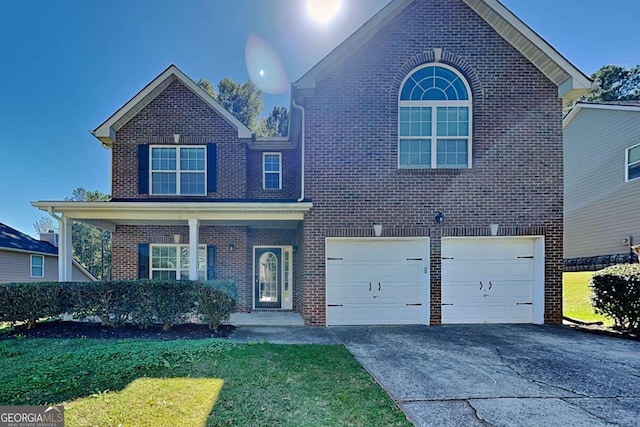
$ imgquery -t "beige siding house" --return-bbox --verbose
[0,223,95,283]
[563,102,640,269]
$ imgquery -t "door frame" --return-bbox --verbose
[324,237,430,325]
[252,246,293,310]
[440,236,545,324]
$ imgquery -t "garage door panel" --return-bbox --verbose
[328,304,423,325]
[441,237,539,324]
[326,239,428,326]
[442,238,534,259]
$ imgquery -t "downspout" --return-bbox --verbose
[292,100,305,202]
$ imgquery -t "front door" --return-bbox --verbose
[255,248,282,309]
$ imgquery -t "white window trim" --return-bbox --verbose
[397,63,473,169]
[263,152,282,190]
[149,145,207,196]
[625,142,640,182]
[30,254,44,278]
[149,244,207,280]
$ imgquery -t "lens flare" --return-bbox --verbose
[245,34,288,94]
[306,0,342,24]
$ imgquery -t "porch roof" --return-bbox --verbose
[31,200,313,232]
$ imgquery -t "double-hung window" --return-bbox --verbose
[150,245,206,280]
[30,254,44,277]
[627,143,640,181]
[399,64,472,169]
[263,153,282,190]
[151,146,206,195]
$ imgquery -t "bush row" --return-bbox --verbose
[591,264,640,332]
[0,280,237,331]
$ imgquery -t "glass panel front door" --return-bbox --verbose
[255,248,282,309]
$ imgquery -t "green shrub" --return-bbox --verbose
[590,264,640,331]
[68,281,139,327]
[195,280,238,330]
[0,282,68,329]
[131,280,197,330]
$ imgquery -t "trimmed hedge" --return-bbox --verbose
[0,282,68,329]
[590,264,640,331]
[0,279,237,331]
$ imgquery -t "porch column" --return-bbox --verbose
[58,215,73,282]
[188,219,199,280]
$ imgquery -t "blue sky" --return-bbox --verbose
[1,0,639,237]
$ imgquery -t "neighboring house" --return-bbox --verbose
[33,0,590,326]
[0,223,95,283]
[563,101,640,270]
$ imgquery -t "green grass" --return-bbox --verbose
[563,271,612,325]
[0,338,410,426]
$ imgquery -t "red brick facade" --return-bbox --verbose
[107,0,566,326]
[295,0,563,325]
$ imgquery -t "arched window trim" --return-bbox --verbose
[398,63,473,169]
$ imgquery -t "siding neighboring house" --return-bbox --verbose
[0,223,96,283]
[563,101,640,270]
[33,0,591,326]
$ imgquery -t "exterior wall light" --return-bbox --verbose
[435,213,445,223]
[228,243,235,252]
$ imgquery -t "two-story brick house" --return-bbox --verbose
[34,0,590,326]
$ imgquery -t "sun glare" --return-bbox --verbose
[306,0,342,24]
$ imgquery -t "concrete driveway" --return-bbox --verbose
[331,325,640,427]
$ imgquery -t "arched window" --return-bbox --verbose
[398,64,472,169]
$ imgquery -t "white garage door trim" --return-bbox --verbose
[441,236,545,324]
[325,237,430,326]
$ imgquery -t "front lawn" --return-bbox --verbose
[0,338,410,426]
[563,271,612,325]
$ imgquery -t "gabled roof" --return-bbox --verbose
[563,101,640,128]
[92,65,254,147]
[0,222,98,281]
[0,222,57,255]
[293,0,591,106]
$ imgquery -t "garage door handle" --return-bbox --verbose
[378,282,381,291]
[369,282,371,291]
[488,281,493,290]
[479,281,483,290]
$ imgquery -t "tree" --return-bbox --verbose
[197,77,264,130]
[581,65,640,102]
[64,188,111,280]
[33,217,57,235]
[257,106,289,137]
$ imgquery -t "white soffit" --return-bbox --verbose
[92,65,253,147]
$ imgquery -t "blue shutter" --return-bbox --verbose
[207,245,217,280]
[138,144,150,194]
[138,243,150,279]
[206,143,217,193]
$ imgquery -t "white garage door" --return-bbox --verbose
[326,238,429,326]
[441,237,542,324]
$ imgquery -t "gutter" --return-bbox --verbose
[292,100,306,202]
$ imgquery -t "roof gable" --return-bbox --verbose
[294,0,591,106]
[564,102,640,128]
[92,65,253,147]
[0,223,57,255]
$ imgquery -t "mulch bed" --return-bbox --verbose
[563,317,639,341]
[0,320,236,340]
